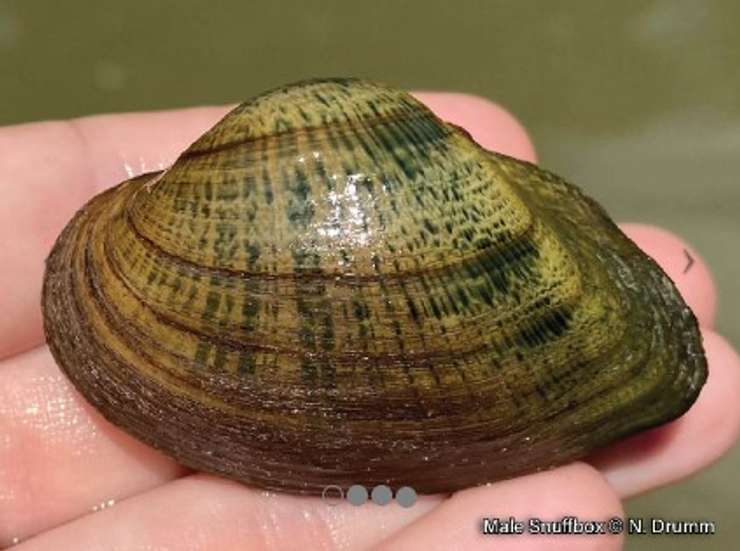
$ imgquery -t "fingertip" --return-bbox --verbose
[621,223,717,328]
[688,330,740,462]
[413,91,537,163]
[595,328,740,498]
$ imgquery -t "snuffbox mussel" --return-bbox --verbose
[42,78,707,495]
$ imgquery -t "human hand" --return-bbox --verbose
[1,93,738,550]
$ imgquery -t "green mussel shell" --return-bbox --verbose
[42,78,707,495]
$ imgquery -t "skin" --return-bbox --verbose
[0,92,738,550]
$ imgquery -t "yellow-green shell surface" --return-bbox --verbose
[42,78,706,494]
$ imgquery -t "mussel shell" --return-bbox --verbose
[42,78,706,495]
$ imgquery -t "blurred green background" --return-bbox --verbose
[1,1,737,549]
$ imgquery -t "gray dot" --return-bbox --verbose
[321,485,344,506]
[371,484,392,505]
[395,486,417,508]
[346,484,368,506]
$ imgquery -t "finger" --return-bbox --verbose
[0,106,231,359]
[0,347,186,546]
[414,92,538,162]
[375,463,623,551]
[0,93,535,541]
[0,93,534,359]
[589,329,740,498]
[13,474,442,551]
[621,223,717,328]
